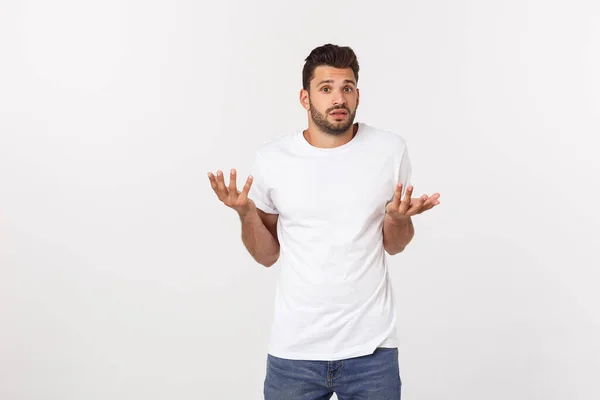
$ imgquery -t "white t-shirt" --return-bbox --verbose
[248,122,412,361]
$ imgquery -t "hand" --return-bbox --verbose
[208,169,255,216]
[385,183,440,221]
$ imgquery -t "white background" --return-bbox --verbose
[1,0,599,399]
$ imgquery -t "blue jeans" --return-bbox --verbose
[264,347,401,399]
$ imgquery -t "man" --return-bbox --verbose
[208,44,440,399]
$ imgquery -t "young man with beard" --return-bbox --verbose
[208,44,440,399]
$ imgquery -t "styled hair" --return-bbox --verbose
[302,44,360,91]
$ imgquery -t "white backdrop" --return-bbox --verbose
[1,0,599,399]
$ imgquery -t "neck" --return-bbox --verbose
[303,122,358,149]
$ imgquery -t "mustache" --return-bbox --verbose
[327,106,350,113]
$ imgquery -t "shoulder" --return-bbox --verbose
[250,130,300,172]
[359,122,409,152]
[249,132,301,189]
[255,130,298,154]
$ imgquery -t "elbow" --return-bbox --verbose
[382,218,414,256]
[260,252,280,268]
[384,245,406,256]
[384,234,413,256]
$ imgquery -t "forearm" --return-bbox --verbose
[382,214,414,255]
[240,209,280,267]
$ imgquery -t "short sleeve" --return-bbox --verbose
[248,152,279,214]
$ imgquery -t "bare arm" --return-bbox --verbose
[240,205,280,267]
[208,168,280,267]
[383,183,441,256]
[383,214,414,255]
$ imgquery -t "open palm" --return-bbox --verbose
[207,169,255,215]
[386,183,440,220]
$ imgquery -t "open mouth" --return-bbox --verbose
[329,110,348,118]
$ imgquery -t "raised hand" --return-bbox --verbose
[208,169,255,216]
[386,183,440,221]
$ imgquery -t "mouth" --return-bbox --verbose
[329,110,348,118]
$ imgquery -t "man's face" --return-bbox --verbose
[302,66,359,136]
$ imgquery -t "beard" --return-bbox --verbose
[309,100,357,136]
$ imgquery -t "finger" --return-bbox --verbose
[420,201,435,213]
[419,204,436,214]
[208,172,225,197]
[419,194,441,213]
[215,170,228,196]
[228,169,238,192]
[239,175,253,198]
[398,185,413,213]
[422,193,441,209]
[407,194,427,215]
[390,183,403,208]
[208,171,228,202]
[207,172,218,191]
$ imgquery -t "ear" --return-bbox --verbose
[299,89,310,111]
[356,88,360,108]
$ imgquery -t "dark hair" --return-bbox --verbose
[302,44,360,91]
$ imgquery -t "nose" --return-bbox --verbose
[332,89,346,106]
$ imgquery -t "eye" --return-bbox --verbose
[344,86,353,92]
[321,87,331,93]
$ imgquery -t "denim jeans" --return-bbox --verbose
[264,347,401,399]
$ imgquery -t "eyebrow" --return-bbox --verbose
[316,79,356,87]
